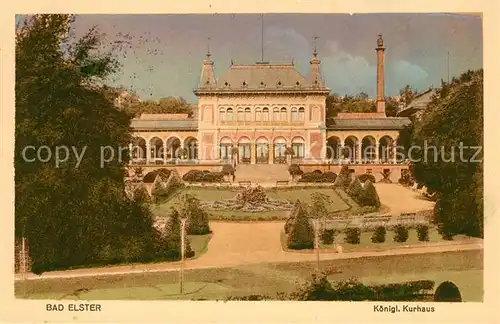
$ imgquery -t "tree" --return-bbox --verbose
[164,208,194,260]
[15,15,156,273]
[333,165,352,189]
[358,180,381,207]
[384,96,400,117]
[399,85,416,107]
[411,69,483,237]
[287,201,314,250]
[284,199,301,234]
[309,192,332,219]
[347,177,363,203]
[179,193,211,235]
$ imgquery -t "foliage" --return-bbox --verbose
[15,15,161,273]
[287,201,314,250]
[346,177,363,203]
[344,227,361,244]
[320,229,335,245]
[371,226,386,243]
[284,200,301,234]
[393,225,409,243]
[298,171,336,183]
[133,185,151,204]
[163,208,194,260]
[116,95,194,117]
[416,224,429,241]
[152,171,184,204]
[358,180,381,207]
[236,185,267,205]
[221,164,235,175]
[410,70,483,238]
[309,192,332,219]
[182,170,224,183]
[178,194,211,235]
[358,173,376,184]
[288,164,303,176]
[333,165,352,188]
[434,281,462,302]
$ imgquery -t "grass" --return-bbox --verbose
[152,187,350,220]
[281,228,454,253]
[188,234,212,258]
[16,250,483,301]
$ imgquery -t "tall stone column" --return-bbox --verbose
[392,143,397,164]
[250,143,256,164]
[376,34,386,115]
[375,143,380,163]
[128,143,133,164]
[146,143,151,164]
[356,143,362,163]
[269,144,274,164]
[163,142,168,164]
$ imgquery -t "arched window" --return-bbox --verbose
[280,107,287,121]
[238,107,244,121]
[299,107,305,121]
[273,107,280,121]
[245,107,251,121]
[255,107,262,121]
[263,107,269,121]
[219,108,225,121]
[226,108,233,121]
[291,107,298,121]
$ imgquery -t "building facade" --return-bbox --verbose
[130,35,411,168]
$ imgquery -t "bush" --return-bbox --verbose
[358,173,376,183]
[164,208,195,260]
[434,281,462,302]
[152,170,184,204]
[416,224,429,241]
[347,177,363,203]
[323,172,337,182]
[221,164,235,175]
[237,185,267,205]
[133,185,150,204]
[182,170,223,183]
[287,202,314,249]
[312,169,322,174]
[284,200,301,234]
[320,229,335,245]
[333,165,352,188]
[393,225,409,242]
[288,164,303,176]
[179,194,211,235]
[358,180,381,207]
[344,227,361,244]
[298,171,337,183]
[371,226,386,243]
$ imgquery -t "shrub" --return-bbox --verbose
[437,222,454,240]
[298,172,336,183]
[133,185,150,204]
[393,225,409,242]
[434,281,462,302]
[358,180,381,207]
[320,229,335,245]
[284,200,301,234]
[221,164,235,175]
[182,170,204,182]
[312,169,323,174]
[288,164,303,176]
[182,170,223,183]
[344,227,361,244]
[152,170,183,204]
[333,165,352,189]
[416,224,429,241]
[358,173,376,183]
[179,194,211,235]
[371,226,386,243]
[287,202,314,249]
[164,208,195,260]
[236,185,267,205]
[347,177,363,203]
[323,172,337,182]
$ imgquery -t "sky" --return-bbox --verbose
[22,14,483,103]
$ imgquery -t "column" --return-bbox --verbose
[269,144,274,164]
[146,143,151,164]
[163,141,167,164]
[375,143,380,163]
[250,143,256,164]
[392,143,397,164]
[128,143,133,164]
[356,143,362,163]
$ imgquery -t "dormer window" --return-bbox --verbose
[242,81,247,87]
[295,81,300,86]
[260,81,265,87]
[277,81,282,87]
[224,81,230,87]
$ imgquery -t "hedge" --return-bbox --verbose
[298,171,337,183]
[182,170,224,183]
[358,173,376,183]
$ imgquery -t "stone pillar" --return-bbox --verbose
[392,143,397,164]
[146,143,151,164]
[376,34,386,114]
[250,143,256,164]
[128,143,133,164]
[163,142,168,164]
[269,144,274,164]
[356,143,362,163]
[375,143,380,163]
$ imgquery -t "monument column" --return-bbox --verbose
[376,34,386,115]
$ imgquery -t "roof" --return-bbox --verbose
[326,117,411,130]
[398,88,437,117]
[197,62,329,93]
[335,112,387,119]
[131,118,198,131]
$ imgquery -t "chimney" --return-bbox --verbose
[376,34,386,115]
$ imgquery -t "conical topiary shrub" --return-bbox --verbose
[333,165,352,189]
[287,201,314,250]
[359,180,381,207]
[284,199,301,234]
[347,177,363,204]
[164,208,194,260]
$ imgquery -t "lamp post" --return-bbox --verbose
[179,215,187,295]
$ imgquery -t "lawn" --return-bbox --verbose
[281,227,452,252]
[16,250,483,301]
[152,187,350,220]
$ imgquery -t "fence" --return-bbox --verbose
[315,212,430,231]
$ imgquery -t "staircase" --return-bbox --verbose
[234,164,290,184]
